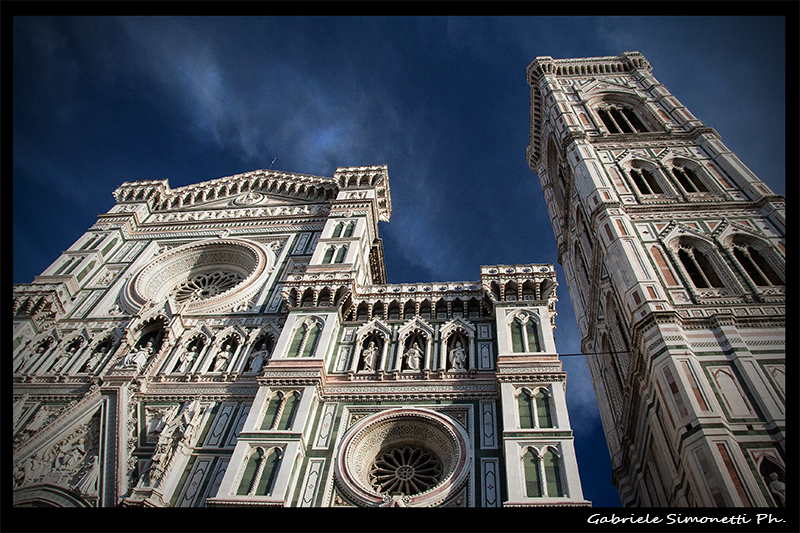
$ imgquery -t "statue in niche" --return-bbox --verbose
[212,345,233,372]
[123,339,154,370]
[174,344,199,373]
[449,341,467,371]
[247,344,269,373]
[768,472,785,506]
[81,344,109,373]
[14,348,31,373]
[362,340,378,372]
[405,341,423,371]
[51,342,78,374]
[16,342,45,373]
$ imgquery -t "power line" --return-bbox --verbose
[555,350,631,358]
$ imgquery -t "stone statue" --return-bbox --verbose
[248,346,268,373]
[449,341,467,370]
[212,346,232,372]
[51,342,78,374]
[81,344,108,373]
[123,340,154,369]
[175,344,199,373]
[14,344,39,373]
[74,455,100,496]
[405,341,422,371]
[141,400,201,489]
[768,472,785,506]
[362,341,378,372]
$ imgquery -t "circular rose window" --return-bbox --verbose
[334,408,470,507]
[173,271,245,304]
[369,445,443,495]
[122,238,274,314]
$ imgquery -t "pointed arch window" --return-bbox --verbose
[518,391,534,429]
[322,246,335,264]
[732,244,783,286]
[672,165,708,193]
[509,315,542,353]
[343,221,355,238]
[543,449,564,497]
[523,449,542,497]
[261,391,301,431]
[517,388,554,429]
[334,245,348,264]
[237,446,283,496]
[287,319,322,357]
[522,447,564,498]
[331,222,344,238]
[597,105,649,134]
[678,245,724,289]
[629,167,662,195]
[535,390,553,428]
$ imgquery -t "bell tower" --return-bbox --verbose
[527,52,785,507]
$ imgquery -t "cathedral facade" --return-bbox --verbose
[526,52,786,507]
[12,165,589,508]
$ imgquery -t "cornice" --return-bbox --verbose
[527,51,651,85]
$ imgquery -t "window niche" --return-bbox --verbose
[627,164,664,196]
[730,242,783,287]
[509,312,542,353]
[516,387,554,429]
[671,163,708,194]
[522,446,564,498]
[595,104,650,134]
[236,446,283,496]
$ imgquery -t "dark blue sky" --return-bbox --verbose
[13,16,787,508]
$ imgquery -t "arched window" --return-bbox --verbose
[510,319,525,353]
[732,244,783,286]
[522,447,564,498]
[542,449,564,497]
[334,245,348,264]
[597,105,649,134]
[331,222,344,238]
[287,319,322,358]
[629,167,662,195]
[517,390,534,429]
[535,390,553,428]
[672,164,708,193]
[678,245,724,288]
[510,315,542,353]
[343,221,355,238]
[261,391,302,431]
[322,246,335,264]
[523,449,542,497]
[517,388,553,429]
[237,446,283,496]
[526,321,541,352]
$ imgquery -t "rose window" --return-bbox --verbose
[122,239,274,314]
[173,271,245,304]
[369,445,443,495]
[335,408,471,507]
